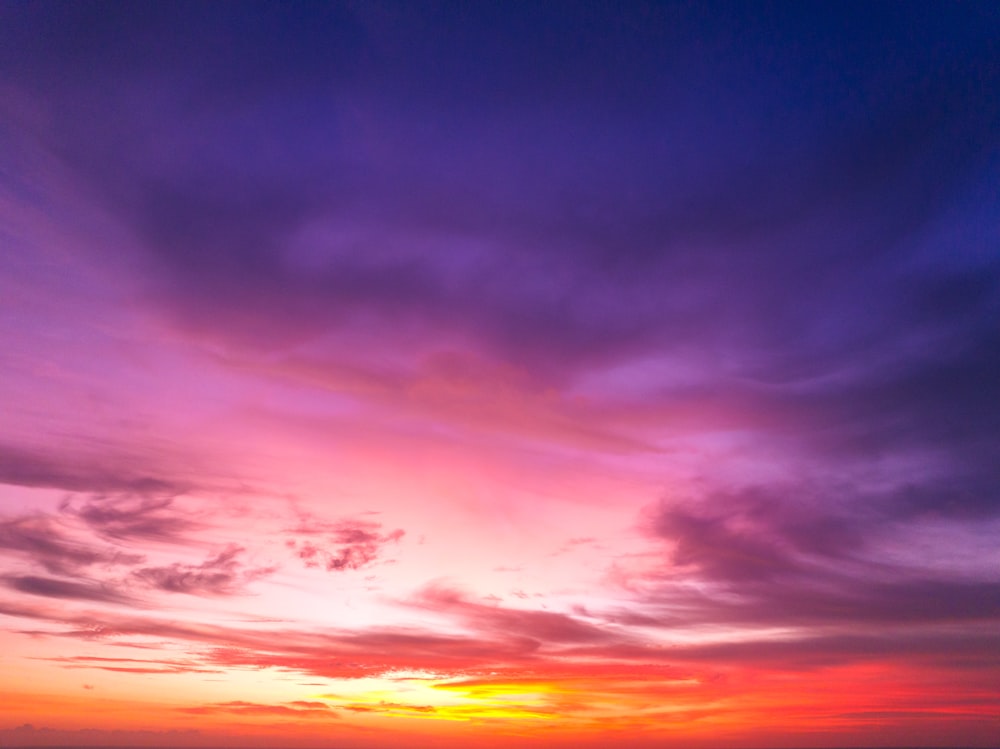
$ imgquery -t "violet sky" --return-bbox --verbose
[0,2,998,747]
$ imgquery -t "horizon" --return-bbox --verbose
[0,2,998,748]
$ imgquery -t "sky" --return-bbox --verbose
[0,2,998,747]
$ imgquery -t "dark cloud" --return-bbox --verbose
[642,487,1000,628]
[737,320,1000,518]
[1,6,997,540]
[0,514,143,575]
[0,443,186,496]
[648,487,870,583]
[634,630,1000,673]
[0,1,365,98]
[68,494,199,542]
[4,575,132,604]
[132,545,275,597]
[2,3,996,385]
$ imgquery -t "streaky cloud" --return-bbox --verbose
[132,545,276,597]
[3,575,133,605]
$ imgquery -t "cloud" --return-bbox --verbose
[4,575,133,604]
[0,5,998,741]
[647,486,868,583]
[68,494,199,543]
[1,2,997,494]
[286,518,404,572]
[177,700,336,717]
[0,514,143,575]
[411,583,622,647]
[0,443,187,497]
[2,2,994,395]
[639,486,1000,629]
[132,545,275,596]
[230,350,652,452]
[0,567,996,709]
[0,724,207,748]
[340,701,436,715]
[42,655,221,675]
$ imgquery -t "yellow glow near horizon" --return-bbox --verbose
[315,675,563,722]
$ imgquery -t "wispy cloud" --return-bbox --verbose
[132,545,275,597]
[178,700,336,717]
[40,655,221,675]
[3,575,133,604]
[0,514,143,575]
[410,583,622,647]
[0,443,189,496]
[68,494,200,543]
[636,485,1000,629]
[286,518,404,572]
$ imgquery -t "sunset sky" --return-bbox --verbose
[0,2,998,747]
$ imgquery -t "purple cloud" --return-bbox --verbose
[4,575,133,605]
[639,485,1000,629]
[132,545,275,597]
[286,518,404,573]
[0,4,998,742]
[0,514,143,575]
[68,494,199,543]
[0,443,187,497]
